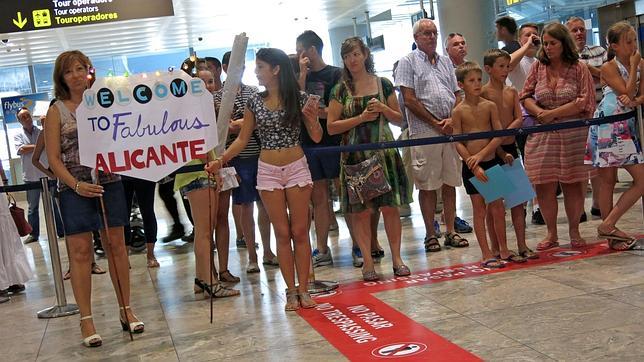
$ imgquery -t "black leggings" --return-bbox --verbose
[123,177,158,244]
[157,176,193,227]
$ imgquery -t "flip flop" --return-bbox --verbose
[91,263,106,274]
[519,248,539,259]
[536,240,559,251]
[597,227,634,242]
[609,238,638,251]
[502,251,527,263]
[481,258,505,269]
[570,239,587,248]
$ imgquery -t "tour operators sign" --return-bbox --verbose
[76,71,218,182]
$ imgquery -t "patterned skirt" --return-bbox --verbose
[525,126,597,185]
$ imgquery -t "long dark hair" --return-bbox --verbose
[536,22,579,65]
[340,37,375,95]
[256,48,302,128]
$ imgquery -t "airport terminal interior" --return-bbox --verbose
[1,0,644,361]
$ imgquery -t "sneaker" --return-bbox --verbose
[7,284,25,294]
[181,230,194,242]
[454,217,473,233]
[399,204,412,217]
[160,225,185,243]
[433,220,442,237]
[532,208,545,225]
[236,237,246,248]
[352,247,363,268]
[23,235,38,244]
[312,248,333,267]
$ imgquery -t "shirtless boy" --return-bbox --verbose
[452,61,510,268]
[482,48,535,261]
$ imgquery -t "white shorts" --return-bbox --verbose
[410,131,462,191]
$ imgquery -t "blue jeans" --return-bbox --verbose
[26,182,64,238]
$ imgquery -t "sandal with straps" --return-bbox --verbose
[80,315,102,347]
[298,291,317,309]
[119,306,144,334]
[285,288,300,311]
[362,269,380,281]
[444,232,469,248]
[210,283,240,298]
[424,236,441,252]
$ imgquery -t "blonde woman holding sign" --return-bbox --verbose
[45,50,143,348]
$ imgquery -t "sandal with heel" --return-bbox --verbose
[119,306,144,334]
[80,315,102,347]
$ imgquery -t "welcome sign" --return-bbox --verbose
[76,71,217,182]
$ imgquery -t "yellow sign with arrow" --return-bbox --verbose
[12,12,28,29]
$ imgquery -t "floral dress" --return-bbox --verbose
[330,77,412,213]
[585,59,644,167]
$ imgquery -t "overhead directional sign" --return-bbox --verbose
[1,0,174,34]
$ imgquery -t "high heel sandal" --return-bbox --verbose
[194,278,240,298]
[285,288,300,311]
[119,306,145,334]
[80,315,102,347]
[298,291,317,309]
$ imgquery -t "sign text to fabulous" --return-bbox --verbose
[84,78,209,172]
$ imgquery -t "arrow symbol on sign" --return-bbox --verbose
[13,12,28,29]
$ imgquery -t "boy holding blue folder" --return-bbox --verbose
[452,61,513,269]
[482,48,537,261]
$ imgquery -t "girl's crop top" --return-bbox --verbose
[246,91,308,150]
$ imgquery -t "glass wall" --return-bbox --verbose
[497,0,623,46]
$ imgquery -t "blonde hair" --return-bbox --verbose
[455,61,482,83]
[53,50,92,100]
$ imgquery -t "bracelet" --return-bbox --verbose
[74,181,81,194]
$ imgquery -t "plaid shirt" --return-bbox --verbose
[395,50,459,136]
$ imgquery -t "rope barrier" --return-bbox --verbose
[0,111,634,193]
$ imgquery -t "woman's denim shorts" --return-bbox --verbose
[179,177,216,198]
[59,181,129,235]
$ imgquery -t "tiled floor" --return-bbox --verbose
[1,175,642,361]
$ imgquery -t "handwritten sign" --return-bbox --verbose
[76,71,217,182]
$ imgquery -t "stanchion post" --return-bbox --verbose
[307,205,339,295]
[37,177,79,319]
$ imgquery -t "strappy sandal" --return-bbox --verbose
[218,270,240,283]
[362,269,379,281]
[444,232,469,248]
[519,248,539,259]
[298,292,317,309]
[393,264,411,276]
[119,306,144,334]
[80,315,102,347]
[210,283,240,298]
[424,236,441,252]
[285,288,300,311]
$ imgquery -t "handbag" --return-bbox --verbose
[343,77,392,205]
[219,166,240,191]
[7,194,32,237]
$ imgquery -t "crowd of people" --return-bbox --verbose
[1,15,642,349]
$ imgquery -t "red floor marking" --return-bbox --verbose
[298,240,625,361]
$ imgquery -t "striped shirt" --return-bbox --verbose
[579,45,607,104]
[395,50,459,136]
[214,84,260,159]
